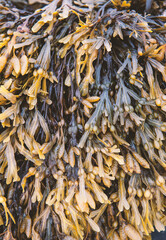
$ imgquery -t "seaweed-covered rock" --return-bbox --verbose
[0,0,166,239]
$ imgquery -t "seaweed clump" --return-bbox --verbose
[0,0,166,239]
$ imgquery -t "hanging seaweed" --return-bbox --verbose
[0,0,166,239]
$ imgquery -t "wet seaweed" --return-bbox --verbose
[0,0,166,239]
